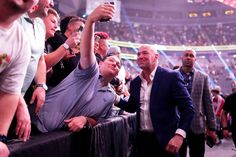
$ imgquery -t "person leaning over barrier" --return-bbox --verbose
[32,3,118,133]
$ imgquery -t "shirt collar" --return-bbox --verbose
[139,64,158,82]
[179,67,195,75]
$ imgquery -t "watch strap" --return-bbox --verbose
[62,43,70,50]
[35,84,48,91]
[0,135,7,143]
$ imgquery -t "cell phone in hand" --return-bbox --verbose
[100,2,115,22]
[95,35,101,42]
[75,25,84,32]
[206,135,215,148]
[73,25,83,52]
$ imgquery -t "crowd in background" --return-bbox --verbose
[96,22,236,46]
[1,0,236,157]
[95,21,236,95]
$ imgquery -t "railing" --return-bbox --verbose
[8,113,136,157]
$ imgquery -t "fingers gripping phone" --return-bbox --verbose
[100,2,115,22]
[72,25,84,54]
[75,25,84,33]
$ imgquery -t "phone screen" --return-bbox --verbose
[95,35,101,42]
[99,2,115,22]
[75,25,84,32]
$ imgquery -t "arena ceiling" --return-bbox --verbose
[53,0,236,25]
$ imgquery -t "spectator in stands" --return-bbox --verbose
[45,16,85,88]
[42,8,59,43]
[115,44,194,157]
[41,8,61,74]
[46,15,76,52]
[96,22,236,46]
[221,88,236,150]
[107,46,129,97]
[32,3,116,133]
[178,49,217,157]
[94,31,110,63]
[211,85,225,142]
[8,0,54,143]
[107,46,122,59]
[0,0,36,156]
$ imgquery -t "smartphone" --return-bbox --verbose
[100,2,115,22]
[95,35,101,42]
[75,25,84,33]
[73,25,84,53]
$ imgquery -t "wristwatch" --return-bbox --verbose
[35,83,48,91]
[62,43,70,50]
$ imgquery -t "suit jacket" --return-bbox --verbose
[117,66,194,148]
[187,69,216,134]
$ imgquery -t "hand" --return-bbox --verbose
[0,142,9,157]
[87,3,115,23]
[30,87,46,113]
[223,129,231,138]
[63,51,76,60]
[206,130,218,143]
[63,48,78,60]
[115,83,125,95]
[94,41,99,52]
[66,32,80,49]
[64,116,87,132]
[165,134,184,154]
[15,96,31,141]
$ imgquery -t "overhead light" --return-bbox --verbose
[224,10,234,15]
[188,12,198,17]
[202,12,212,17]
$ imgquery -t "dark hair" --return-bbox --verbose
[110,77,121,87]
[60,16,76,34]
[68,17,85,25]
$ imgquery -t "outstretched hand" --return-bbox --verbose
[87,3,115,23]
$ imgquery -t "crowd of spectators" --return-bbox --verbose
[1,1,236,156]
[119,51,236,95]
[95,21,236,95]
[96,22,236,46]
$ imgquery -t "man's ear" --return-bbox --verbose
[29,5,39,13]
[155,53,159,60]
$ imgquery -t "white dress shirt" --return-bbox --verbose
[139,65,186,138]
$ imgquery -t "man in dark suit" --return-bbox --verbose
[115,44,194,157]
